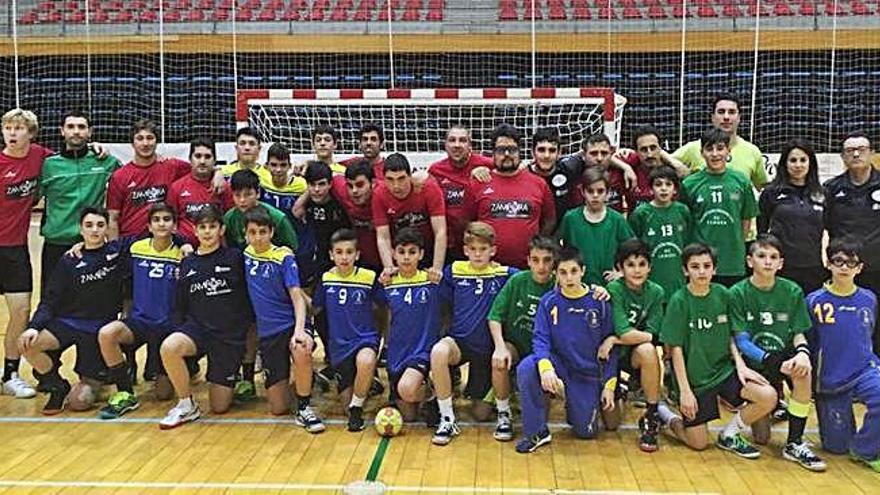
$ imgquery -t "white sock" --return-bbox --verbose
[722,411,746,438]
[349,394,365,409]
[657,402,680,425]
[496,398,511,414]
[438,397,455,423]
[178,396,194,409]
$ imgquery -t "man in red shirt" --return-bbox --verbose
[332,160,381,271]
[610,125,690,210]
[168,138,234,246]
[427,125,494,261]
[107,119,224,239]
[372,153,446,281]
[468,124,556,268]
[341,123,385,181]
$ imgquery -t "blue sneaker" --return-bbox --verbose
[515,428,552,454]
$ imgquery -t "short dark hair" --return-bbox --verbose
[490,123,521,147]
[749,233,784,257]
[682,242,716,267]
[826,236,863,261]
[230,169,261,193]
[632,125,660,149]
[330,228,358,248]
[130,118,157,141]
[189,137,216,160]
[615,238,651,268]
[393,228,424,249]
[304,161,333,184]
[236,126,260,142]
[148,202,177,222]
[841,130,871,148]
[312,124,338,142]
[648,165,679,189]
[582,166,608,188]
[80,206,109,224]
[700,127,730,150]
[195,204,224,225]
[711,92,742,114]
[532,128,560,149]
[61,110,90,128]
[557,246,584,267]
[244,204,273,229]
[383,153,411,175]
[266,142,290,163]
[345,159,375,182]
[528,235,558,259]
[359,123,385,143]
[583,132,612,151]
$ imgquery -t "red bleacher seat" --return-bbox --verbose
[722,4,740,16]
[523,0,543,19]
[257,7,277,19]
[499,4,518,19]
[235,8,252,20]
[620,0,637,7]
[697,4,716,16]
[46,10,63,22]
[19,11,39,24]
[38,1,55,10]
[426,7,442,19]
[402,8,419,19]
[747,2,768,15]
[377,3,395,20]
[642,0,660,6]
[850,1,870,14]
[798,1,816,15]
[140,9,158,21]
[64,1,79,10]
[353,8,371,19]
[824,1,847,15]
[281,8,301,19]
[548,5,566,19]
[671,5,687,16]
[198,0,215,9]
[212,8,230,19]
[218,0,234,9]
[310,6,325,19]
[573,5,591,18]
[112,9,131,21]
[330,3,349,20]
[647,5,667,17]
[163,9,181,21]
[188,8,205,19]
[175,0,191,9]
[623,5,642,17]
[599,6,617,18]
[241,0,261,9]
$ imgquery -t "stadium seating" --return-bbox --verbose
[16,0,445,23]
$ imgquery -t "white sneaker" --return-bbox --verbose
[3,373,36,398]
[159,400,201,430]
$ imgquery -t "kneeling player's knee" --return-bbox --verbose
[757,383,778,406]
[398,384,419,404]
[356,348,377,369]
[430,343,450,365]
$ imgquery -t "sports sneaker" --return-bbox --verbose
[432,419,460,446]
[42,379,71,416]
[716,433,761,459]
[98,391,140,420]
[347,406,365,432]
[493,411,514,442]
[294,405,326,434]
[233,380,257,402]
[515,428,552,454]
[783,441,826,472]
[3,373,36,398]
[159,400,201,430]
[850,450,880,473]
[638,414,660,453]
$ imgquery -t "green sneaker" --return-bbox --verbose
[233,380,257,402]
[850,451,880,473]
[716,433,761,459]
[98,391,139,420]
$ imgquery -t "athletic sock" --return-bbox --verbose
[656,402,679,425]
[297,395,311,410]
[349,394,365,409]
[496,398,511,414]
[722,411,746,438]
[178,396,195,409]
[3,358,20,382]
[108,362,134,394]
[438,397,455,423]
[787,399,810,444]
[241,362,255,383]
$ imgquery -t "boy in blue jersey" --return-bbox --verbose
[312,228,383,432]
[96,203,181,419]
[808,238,880,472]
[243,207,325,433]
[430,222,517,446]
[515,246,618,453]
[381,228,441,423]
[260,143,307,226]
[20,207,123,415]
[158,205,253,429]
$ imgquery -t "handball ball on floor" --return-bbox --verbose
[67,382,97,411]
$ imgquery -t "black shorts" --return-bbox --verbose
[178,321,245,388]
[758,347,797,386]
[123,317,172,376]
[458,344,492,401]
[336,344,379,393]
[388,360,429,403]
[685,371,746,427]
[45,319,106,381]
[259,330,292,388]
[0,245,32,294]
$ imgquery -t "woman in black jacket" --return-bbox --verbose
[758,140,827,294]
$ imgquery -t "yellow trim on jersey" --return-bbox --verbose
[331,162,346,175]
[604,377,618,391]
[244,244,294,265]
[322,266,377,288]
[260,174,307,195]
[450,260,510,278]
[220,161,267,179]
[388,270,432,288]
[129,238,182,263]
[824,281,857,297]
[561,284,590,299]
[538,358,555,374]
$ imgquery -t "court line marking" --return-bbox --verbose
[0,479,718,494]
[366,436,391,481]
[0,415,819,433]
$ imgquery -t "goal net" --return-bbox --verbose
[239,88,627,167]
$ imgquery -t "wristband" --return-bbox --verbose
[604,377,618,391]
[795,344,811,357]
[538,358,555,374]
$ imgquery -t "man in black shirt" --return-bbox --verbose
[527,128,583,227]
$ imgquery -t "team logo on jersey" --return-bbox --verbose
[394,212,429,230]
[80,265,117,284]
[352,289,366,305]
[835,190,846,198]
[5,178,37,199]
[717,314,728,324]
[417,288,430,304]
[185,203,210,219]
[3,171,16,179]
[185,269,197,277]
[445,186,465,206]
[752,332,785,353]
[859,307,874,328]
[180,190,192,198]
[872,190,880,203]
[551,174,568,188]
[489,200,533,219]
[215,265,231,273]
[130,185,168,205]
[586,309,601,328]
[457,279,471,287]
[775,313,789,322]
[106,253,119,261]
[776,193,788,200]
[76,260,88,269]
[351,218,372,229]
[190,277,231,296]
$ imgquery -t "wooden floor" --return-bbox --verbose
[0,220,876,494]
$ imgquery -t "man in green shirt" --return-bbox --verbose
[224,169,298,250]
[680,128,758,287]
[659,243,777,458]
[39,110,120,292]
[628,166,692,297]
[598,239,665,452]
[558,167,634,286]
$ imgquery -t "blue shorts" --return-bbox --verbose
[177,320,245,388]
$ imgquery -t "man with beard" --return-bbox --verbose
[610,125,690,209]
[467,124,555,269]
[559,133,634,214]
[341,123,386,181]
[168,138,234,246]
[332,160,381,271]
